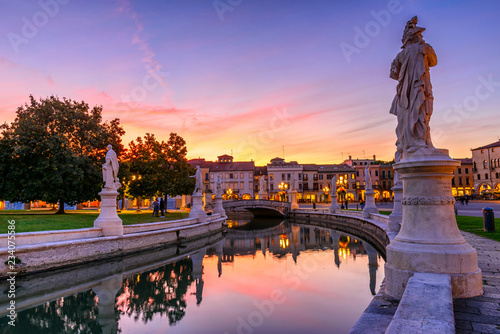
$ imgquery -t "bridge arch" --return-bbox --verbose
[222,199,291,217]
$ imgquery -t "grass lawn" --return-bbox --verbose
[377,211,499,242]
[455,215,500,242]
[0,210,189,233]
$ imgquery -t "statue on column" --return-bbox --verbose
[102,145,120,190]
[190,166,203,194]
[259,176,267,192]
[365,166,372,190]
[389,16,437,158]
[216,174,222,196]
[331,175,337,196]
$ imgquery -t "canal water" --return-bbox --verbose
[0,217,384,334]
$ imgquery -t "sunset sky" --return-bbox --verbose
[1,0,499,165]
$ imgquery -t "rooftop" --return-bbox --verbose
[471,140,500,151]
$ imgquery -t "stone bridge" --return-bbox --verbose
[222,200,291,217]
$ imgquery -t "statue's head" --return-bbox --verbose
[402,16,425,47]
[107,144,112,150]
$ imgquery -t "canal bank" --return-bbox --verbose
[0,214,226,278]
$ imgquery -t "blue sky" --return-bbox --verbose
[1,0,499,164]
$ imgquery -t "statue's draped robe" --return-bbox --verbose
[390,42,437,154]
[103,149,119,189]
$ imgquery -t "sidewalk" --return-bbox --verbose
[454,232,500,334]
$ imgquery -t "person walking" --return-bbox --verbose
[160,197,165,218]
[152,198,159,217]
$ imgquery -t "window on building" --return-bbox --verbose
[496,172,499,179]
[327,174,332,180]
[240,182,244,189]
[485,173,489,179]
[205,173,209,180]
[375,181,379,185]
[319,174,323,180]
[483,160,488,169]
[478,174,481,180]
[226,173,229,179]
[356,171,359,177]
[452,178,455,186]
[465,168,469,174]
[459,178,463,185]
[240,173,244,179]
[313,174,318,181]
[493,148,496,152]
[375,170,379,177]
[298,173,302,180]
[382,170,386,178]
[270,184,274,191]
[383,181,386,188]
[473,162,477,171]
[230,173,234,179]
[356,181,360,188]
[282,173,285,180]
[287,173,291,180]
[481,149,484,153]
[346,184,349,189]
[466,178,470,185]
[303,174,308,181]
[458,168,462,174]
[269,174,274,181]
[351,174,355,179]
[303,183,309,190]
[388,170,391,178]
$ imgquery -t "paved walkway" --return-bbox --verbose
[454,232,500,334]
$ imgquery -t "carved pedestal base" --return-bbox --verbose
[385,151,483,298]
[389,183,403,233]
[94,189,123,236]
[290,189,299,210]
[363,189,379,218]
[258,192,268,200]
[329,193,340,213]
[189,193,206,223]
[212,195,226,216]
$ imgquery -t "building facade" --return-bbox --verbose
[452,158,474,197]
[471,140,500,198]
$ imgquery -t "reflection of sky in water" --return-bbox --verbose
[0,223,384,334]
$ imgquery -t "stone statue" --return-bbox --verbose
[259,176,267,193]
[102,145,120,190]
[331,175,337,196]
[389,16,437,157]
[215,174,222,196]
[190,166,203,194]
[365,165,372,190]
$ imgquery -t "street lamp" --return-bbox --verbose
[323,186,329,203]
[227,188,233,200]
[337,175,347,208]
[278,182,288,201]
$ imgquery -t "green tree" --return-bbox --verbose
[0,95,124,213]
[125,133,194,208]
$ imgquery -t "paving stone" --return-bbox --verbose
[455,319,473,330]
[471,322,500,333]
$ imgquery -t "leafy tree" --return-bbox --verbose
[0,95,124,213]
[125,133,194,208]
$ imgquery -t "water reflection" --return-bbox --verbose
[0,219,384,334]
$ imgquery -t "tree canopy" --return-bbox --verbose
[124,133,194,202]
[0,95,124,213]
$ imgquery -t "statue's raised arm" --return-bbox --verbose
[389,16,437,158]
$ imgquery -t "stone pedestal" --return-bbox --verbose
[94,189,123,236]
[290,189,299,210]
[189,192,206,223]
[204,191,213,211]
[389,182,403,233]
[212,194,226,216]
[329,193,340,213]
[385,151,482,299]
[363,189,379,218]
[258,191,268,200]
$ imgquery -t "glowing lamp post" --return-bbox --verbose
[278,182,288,202]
